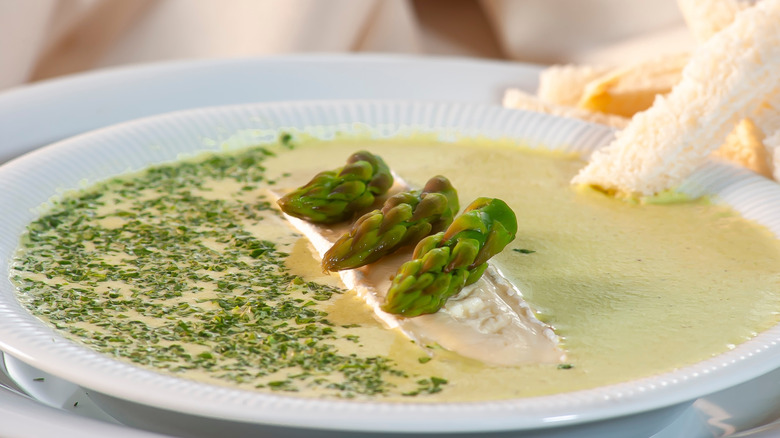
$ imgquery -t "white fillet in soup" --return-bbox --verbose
[11,135,780,402]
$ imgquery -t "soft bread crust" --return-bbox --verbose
[768,130,780,181]
[677,0,756,42]
[751,100,780,138]
[750,101,780,179]
[503,88,629,129]
[572,0,780,197]
[537,64,613,107]
[712,118,772,178]
[577,53,690,118]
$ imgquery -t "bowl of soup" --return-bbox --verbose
[2,101,780,437]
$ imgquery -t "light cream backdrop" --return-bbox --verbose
[0,0,692,90]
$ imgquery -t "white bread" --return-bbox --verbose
[572,0,780,197]
[768,130,780,180]
[751,100,780,138]
[712,118,772,178]
[712,98,778,178]
[537,64,613,107]
[749,100,780,179]
[677,0,756,42]
[577,53,689,118]
[503,88,629,129]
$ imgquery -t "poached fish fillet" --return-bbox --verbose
[270,179,563,366]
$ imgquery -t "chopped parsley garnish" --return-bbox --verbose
[402,376,448,396]
[279,132,294,148]
[11,144,440,398]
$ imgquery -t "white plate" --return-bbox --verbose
[0,54,538,438]
[0,53,541,164]
[2,100,780,437]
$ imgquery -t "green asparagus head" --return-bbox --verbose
[382,197,517,317]
[322,175,459,272]
[442,197,518,269]
[277,151,393,223]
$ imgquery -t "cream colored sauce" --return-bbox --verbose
[262,137,780,399]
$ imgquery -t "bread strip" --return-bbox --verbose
[504,88,629,129]
[537,64,613,107]
[767,129,780,181]
[751,101,780,137]
[577,53,689,118]
[677,0,756,42]
[748,100,780,179]
[572,0,780,197]
[712,118,772,178]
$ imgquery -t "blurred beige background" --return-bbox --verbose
[0,0,693,91]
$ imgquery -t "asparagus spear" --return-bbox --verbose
[269,188,563,365]
[276,151,393,223]
[382,197,518,317]
[322,175,459,272]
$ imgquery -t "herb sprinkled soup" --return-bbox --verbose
[11,136,780,401]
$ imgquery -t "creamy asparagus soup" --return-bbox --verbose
[11,136,780,401]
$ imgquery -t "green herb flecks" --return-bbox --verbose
[402,376,448,396]
[11,144,432,398]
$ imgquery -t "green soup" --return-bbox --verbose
[11,137,780,401]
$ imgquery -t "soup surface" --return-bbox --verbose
[11,136,780,401]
